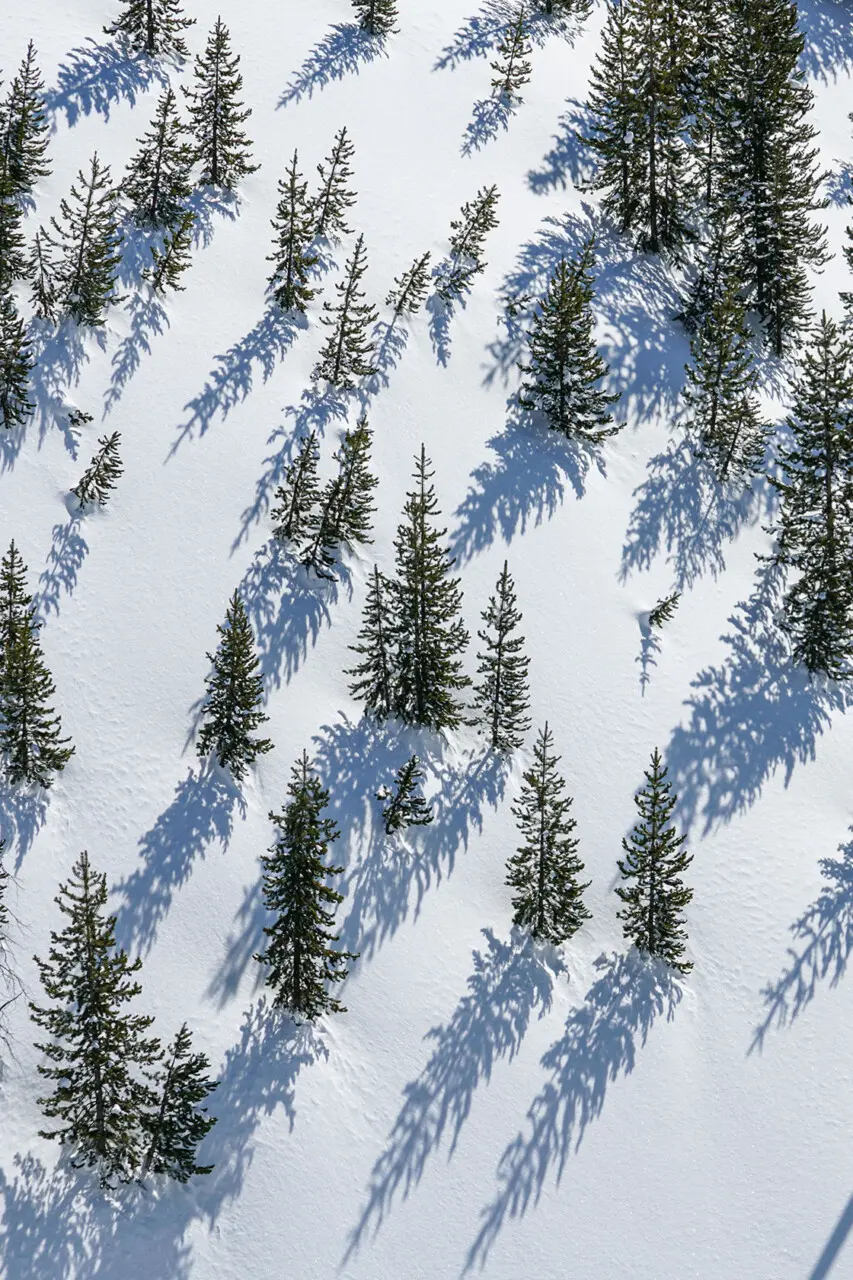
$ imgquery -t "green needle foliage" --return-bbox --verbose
[196,591,272,780]
[139,1022,217,1182]
[473,560,531,752]
[184,17,258,189]
[377,754,434,834]
[72,432,123,508]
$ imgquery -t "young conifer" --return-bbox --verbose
[271,431,322,544]
[436,185,500,300]
[2,42,50,202]
[28,227,57,321]
[139,1023,217,1182]
[324,418,378,550]
[255,751,356,1020]
[386,251,431,316]
[0,289,34,429]
[616,747,693,973]
[196,591,273,780]
[347,564,396,718]
[490,8,532,102]
[298,489,339,582]
[313,234,378,387]
[184,18,258,189]
[72,432,124,508]
[105,0,194,56]
[377,754,434,834]
[267,150,318,313]
[353,0,398,36]
[1,609,74,787]
[473,560,531,752]
[0,169,28,290]
[48,154,123,327]
[123,88,194,227]
[648,590,680,629]
[146,209,195,294]
[314,126,357,241]
[0,539,32,664]
[506,722,591,944]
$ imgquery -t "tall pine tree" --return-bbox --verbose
[47,154,123,327]
[312,234,377,388]
[28,226,57,321]
[271,431,322,545]
[323,418,378,551]
[0,288,34,429]
[386,251,431,317]
[184,18,258,189]
[1,606,74,787]
[267,150,318,313]
[105,0,194,56]
[347,564,396,719]
[313,126,357,241]
[196,591,273,779]
[490,8,532,102]
[436,185,500,300]
[123,87,194,227]
[71,432,124,507]
[0,539,31,666]
[473,560,531,752]
[139,1022,217,1182]
[146,209,195,293]
[1,42,50,202]
[353,0,398,36]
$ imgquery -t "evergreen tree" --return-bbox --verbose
[71,432,124,508]
[648,590,680,628]
[184,18,258,190]
[518,239,621,442]
[770,312,853,679]
[27,226,57,321]
[385,251,431,316]
[47,154,123,327]
[676,208,739,334]
[30,851,160,1184]
[490,8,532,102]
[123,88,194,227]
[353,0,398,36]
[298,486,339,582]
[435,185,500,300]
[323,418,378,550]
[139,1023,217,1182]
[196,591,273,780]
[682,0,727,208]
[347,564,396,718]
[616,747,693,973]
[506,722,591,944]
[1,42,50,202]
[0,163,28,290]
[313,126,356,241]
[105,0,194,56]
[0,288,34,429]
[0,839,14,1026]
[0,539,31,666]
[473,560,531,752]
[271,431,322,544]
[146,209,195,294]
[254,751,356,1020]
[377,754,434,834]
[312,234,378,388]
[0,606,74,787]
[391,445,470,730]
[582,0,635,234]
[267,150,318,313]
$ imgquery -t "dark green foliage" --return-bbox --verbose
[105,0,194,56]
[271,431,322,544]
[298,490,339,582]
[28,227,57,321]
[490,8,532,101]
[139,1022,217,1182]
[184,18,258,189]
[323,418,378,550]
[436,185,500,299]
[72,432,124,508]
[255,751,356,1020]
[386,251,432,316]
[518,238,620,442]
[0,540,32,665]
[473,560,531,752]
[314,126,356,241]
[196,590,272,780]
[353,0,398,36]
[506,722,591,944]
[682,0,727,207]
[677,210,739,335]
[1,42,50,202]
[347,564,396,719]
[47,154,123,327]
[268,150,318,312]
[0,160,27,289]
[0,288,33,429]
[313,233,378,388]
[123,88,194,227]
[648,591,680,628]
[377,754,433,834]
[30,852,160,1185]
[616,748,693,973]
[147,209,195,293]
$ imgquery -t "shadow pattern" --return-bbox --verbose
[45,40,166,127]
[278,25,387,108]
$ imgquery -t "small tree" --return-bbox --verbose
[139,1023,217,1182]
[347,565,396,719]
[47,154,123,327]
[473,560,531,752]
[435,185,500,300]
[267,150,318,313]
[386,251,431,316]
[105,0,194,56]
[123,88,194,227]
[298,489,339,582]
[2,42,51,201]
[146,209,195,294]
[255,752,356,1020]
[196,591,272,780]
[0,539,32,663]
[0,288,33,429]
[184,17,258,189]
[72,432,123,508]
[1,608,74,787]
[506,722,591,944]
[616,747,693,973]
[271,431,322,544]
[312,234,378,388]
[353,0,398,35]
[324,418,378,550]
[490,8,532,102]
[377,755,433,834]
[28,227,57,321]
[648,591,680,629]
[314,126,357,241]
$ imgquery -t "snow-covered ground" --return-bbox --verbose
[3,0,853,1275]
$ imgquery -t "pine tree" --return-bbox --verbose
[1,42,50,202]
[146,209,195,294]
[770,312,853,679]
[298,486,339,582]
[0,607,74,787]
[312,234,378,388]
[648,590,680,628]
[676,208,739,334]
[473,560,531,752]
[377,754,433,834]
[0,160,28,290]
[196,591,273,780]
[139,1023,217,1182]
[267,150,318,313]
[71,432,124,508]
[47,154,123,327]
[30,851,161,1184]
[323,418,378,550]
[27,227,57,321]
[490,8,532,101]
[347,564,396,719]
[506,722,591,944]
[435,185,500,300]
[184,17,258,190]
[271,431,322,544]
[123,88,194,227]
[105,0,194,55]
[255,752,356,1020]
[518,239,621,442]
[0,539,32,666]
[313,126,357,241]
[682,0,727,208]
[0,288,34,429]
[616,747,693,973]
[391,445,470,730]
[353,0,398,36]
[385,251,431,316]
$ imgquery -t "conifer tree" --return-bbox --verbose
[324,418,378,550]
[0,606,74,787]
[506,722,591,944]
[473,560,531,752]
[347,564,396,718]
[436,185,500,300]
[298,488,339,582]
[313,234,378,388]
[377,755,434,834]
[0,839,14,1027]
[196,591,272,780]
[391,445,470,730]
[255,751,356,1020]
[123,88,194,227]
[271,431,322,544]
[490,8,532,102]
[27,227,57,321]
[146,209,195,294]
[353,0,398,36]
[184,18,258,189]
[518,239,621,442]
[616,747,693,973]
[0,168,28,290]
[648,590,680,628]
[1,42,50,202]
[0,539,32,666]
[676,209,739,334]
[313,126,357,241]
[139,1023,217,1182]
[0,288,34,429]
[30,851,160,1184]
[105,0,194,56]
[682,0,727,208]
[267,150,318,313]
[47,154,123,327]
[386,251,431,316]
[72,432,124,508]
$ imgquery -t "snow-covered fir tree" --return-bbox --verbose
[47,154,123,327]
[139,1022,217,1182]
[435,185,500,300]
[353,0,398,36]
[196,591,272,779]
[71,432,124,508]
[123,87,194,227]
[27,227,57,321]
[473,560,531,752]
[146,209,195,293]
[271,431,322,545]
[267,150,318,313]
[377,754,433,834]
[347,564,396,719]
[0,604,74,787]
[490,8,532,102]
[323,418,378,550]
[104,0,194,56]
[184,18,258,189]
[313,126,356,241]
[0,288,34,429]
[1,42,50,202]
[0,539,31,666]
[0,152,28,289]
[312,234,378,388]
[677,209,740,335]
[386,251,431,316]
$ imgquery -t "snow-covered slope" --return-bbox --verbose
[3,0,853,1276]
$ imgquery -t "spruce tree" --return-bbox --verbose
[30,851,161,1185]
[71,432,124,508]
[123,88,194,227]
[298,487,339,582]
[377,754,433,834]
[196,590,273,780]
[28,226,57,321]
[139,1023,217,1182]
[473,560,531,752]
[506,722,591,944]
[682,0,727,208]
[648,590,680,628]
[0,166,28,290]
[267,150,318,313]
[1,42,50,202]
[0,539,32,665]
[323,418,378,550]
[353,0,398,36]
[254,751,356,1020]
[435,185,500,300]
[0,607,74,787]
[184,18,258,190]
[676,208,739,334]
[518,239,621,442]
[490,8,532,102]
[146,209,195,293]
[271,431,322,544]
[47,154,123,327]
[386,251,431,316]
[313,126,357,241]
[616,747,693,973]
[0,288,34,429]
[391,445,470,730]
[312,234,378,388]
[105,0,194,56]
[347,564,396,718]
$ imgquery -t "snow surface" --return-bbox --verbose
[3,0,853,1276]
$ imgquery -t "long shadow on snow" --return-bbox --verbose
[526,98,597,195]
[461,95,516,157]
[435,2,583,72]
[798,0,853,81]
[0,786,48,869]
[45,40,166,127]
[27,320,93,458]
[34,512,89,622]
[466,950,682,1270]
[103,227,170,415]
[278,24,387,108]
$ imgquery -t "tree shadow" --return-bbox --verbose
[636,615,662,696]
[34,513,89,622]
[824,162,852,209]
[104,289,170,416]
[809,1189,853,1280]
[0,786,48,869]
[461,96,515,157]
[277,24,387,108]
[344,929,556,1262]
[361,319,409,401]
[185,186,241,251]
[526,98,596,195]
[435,3,579,72]
[45,39,166,127]
[798,0,853,81]
[27,320,93,458]
[466,950,682,1270]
